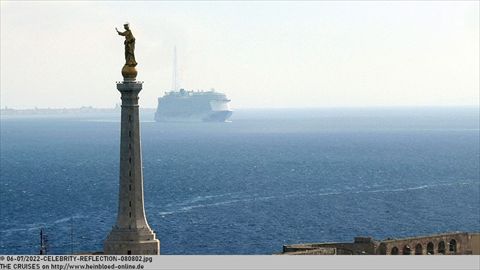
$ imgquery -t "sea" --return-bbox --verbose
[1,107,479,254]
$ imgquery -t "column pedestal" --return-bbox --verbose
[104,80,160,255]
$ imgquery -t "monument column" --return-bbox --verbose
[104,23,160,255]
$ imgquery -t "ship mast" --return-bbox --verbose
[171,46,178,91]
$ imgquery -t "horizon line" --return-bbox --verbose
[1,105,479,110]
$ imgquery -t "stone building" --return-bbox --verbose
[282,232,480,255]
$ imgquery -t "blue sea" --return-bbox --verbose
[1,107,479,254]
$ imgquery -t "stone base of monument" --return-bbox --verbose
[104,227,160,255]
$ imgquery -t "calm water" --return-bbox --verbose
[1,107,479,254]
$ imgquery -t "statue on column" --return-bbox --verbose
[116,23,137,80]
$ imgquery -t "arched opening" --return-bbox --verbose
[377,243,387,255]
[415,244,423,255]
[438,241,446,255]
[391,247,399,255]
[402,245,411,255]
[449,239,457,254]
[427,242,434,255]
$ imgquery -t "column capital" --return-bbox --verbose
[117,81,143,93]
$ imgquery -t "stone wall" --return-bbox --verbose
[282,232,480,255]
[376,232,479,255]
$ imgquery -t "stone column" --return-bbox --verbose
[104,80,160,255]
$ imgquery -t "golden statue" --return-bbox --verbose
[116,23,137,80]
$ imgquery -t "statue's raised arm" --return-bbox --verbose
[115,27,127,36]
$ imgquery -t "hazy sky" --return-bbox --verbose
[1,1,478,109]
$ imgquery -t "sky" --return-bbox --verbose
[1,1,478,109]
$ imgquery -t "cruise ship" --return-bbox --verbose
[154,88,233,122]
[154,47,233,122]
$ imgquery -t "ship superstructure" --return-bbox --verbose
[154,47,233,122]
[155,89,232,122]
